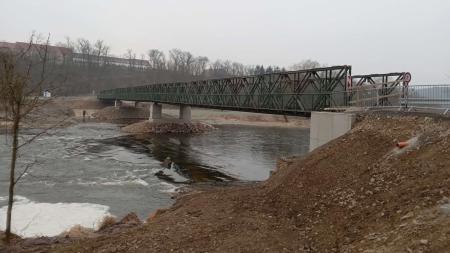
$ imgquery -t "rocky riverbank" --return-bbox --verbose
[122,120,215,134]
[4,112,450,252]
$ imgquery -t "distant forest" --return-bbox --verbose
[34,37,322,96]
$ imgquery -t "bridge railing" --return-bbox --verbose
[328,84,450,115]
[406,85,450,108]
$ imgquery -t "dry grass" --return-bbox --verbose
[59,225,96,239]
[97,216,117,231]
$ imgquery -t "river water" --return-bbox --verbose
[0,123,309,237]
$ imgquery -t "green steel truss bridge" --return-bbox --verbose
[98,65,410,116]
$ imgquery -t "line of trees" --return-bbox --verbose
[57,37,290,75]
[47,37,321,95]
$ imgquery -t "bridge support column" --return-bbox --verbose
[179,105,191,122]
[149,103,162,120]
[114,100,122,108]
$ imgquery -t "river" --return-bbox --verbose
[0,123,309,237]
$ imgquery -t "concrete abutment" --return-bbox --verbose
[309,111,356,151]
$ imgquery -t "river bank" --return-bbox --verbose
[4,112,450,252]
[0,96,310,132]
[0,103,310,249]
[66,96,310,128]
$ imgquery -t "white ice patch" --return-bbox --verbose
[159,182,179,193]
[0,196,111,238]
[101,178,149,186]
[160,167,190,184]
[74,176,150,187]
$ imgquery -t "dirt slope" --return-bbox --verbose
[10,113,450,253]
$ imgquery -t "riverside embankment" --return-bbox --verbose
[5,112,450,252]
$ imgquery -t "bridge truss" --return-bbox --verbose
[349,72,411,106]
[98,65,352,115]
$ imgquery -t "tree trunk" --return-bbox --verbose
[5,106,20,244]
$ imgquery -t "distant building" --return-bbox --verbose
[72,53,150,69]
[0,41,150,69]
[0,42,16,51]
[43,90,52,98]
[0,41,73,64]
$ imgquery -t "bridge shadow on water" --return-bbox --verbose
[85,134,237,185]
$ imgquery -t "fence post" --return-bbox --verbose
[376,89,379,107]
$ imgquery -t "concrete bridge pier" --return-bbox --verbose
[150,103,162,120]
[179,105,192,122]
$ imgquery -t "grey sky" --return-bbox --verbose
[1,0,449,83]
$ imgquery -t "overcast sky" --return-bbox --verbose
[0,0,449,83]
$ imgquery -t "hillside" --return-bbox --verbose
[9,112,450,252]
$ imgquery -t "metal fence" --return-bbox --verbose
[329,84,450,115]
[406,85,450,108]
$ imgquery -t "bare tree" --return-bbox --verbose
[168,49,195,73]
[209,59,238,77]
[76,38,92,67]
[290,59,321,70]
[55,36,75,51]
[0,34,53,243]
[148,49,166,70]
[183,51,194,74]
[126,49,136,70]
[93,40,109,67]
[168,49,183,72]
[192,56,209,76]
[231,62,245,76]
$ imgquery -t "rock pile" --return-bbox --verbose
[122,120,215,134]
